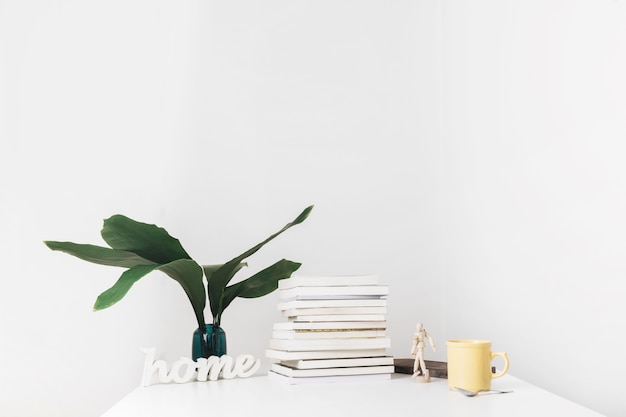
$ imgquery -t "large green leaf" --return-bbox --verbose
[46,216,206,327]
[92,259,206,329]
[221,259,301,313]
[208,205,313,323]
[101,215,191,264]
[44,241,154,268]
[94,264,160,310]
[159,259,206,329]
[226,205,312,265]
[203,262,246,321]
[207,263,241,323]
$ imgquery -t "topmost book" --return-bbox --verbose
[278,275,379,290]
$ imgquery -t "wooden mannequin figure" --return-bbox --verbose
[410,322,436,382]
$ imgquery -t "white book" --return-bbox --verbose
[266,348,388,361]
[269,337,391,352]
[267,370,391,385]
[278,275,378,289]
[273,321,387,331]
[272,329,386,340]
[271,363,395,378]
[278,285,389,301]
[282,306,387,317]
[277,298,387,310]
[281,356,395,370]
[289,314,386,322]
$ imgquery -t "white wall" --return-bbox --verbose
[2,1,624,416]
[440,1,626,416]
[1,1,442,416]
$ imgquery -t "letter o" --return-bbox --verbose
[170,357,197,383]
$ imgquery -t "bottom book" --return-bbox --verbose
[271,363,395,378]
[267,370,392,385]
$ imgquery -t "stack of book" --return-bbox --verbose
[266,274,393,384]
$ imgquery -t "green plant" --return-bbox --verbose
[44,205,313,330]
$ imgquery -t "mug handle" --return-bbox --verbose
[490,352,509,379]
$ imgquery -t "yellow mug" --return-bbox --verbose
[446,339,509,392]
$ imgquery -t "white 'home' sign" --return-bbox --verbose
[141,348,260,386]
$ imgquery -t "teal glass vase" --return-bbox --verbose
[192,324,227,360]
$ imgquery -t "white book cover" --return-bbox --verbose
[288,314,386,322]
[277,298,388,310]
[278,285,389,301]
[272,329,386,340]
[267,370,391,385]
[273,321,387,331]
[269,337,391,351]
[281,356,395,370]
[281,306,387,317]
[278,275,378,289]
[271,363,395,378]
[266,348,388,361]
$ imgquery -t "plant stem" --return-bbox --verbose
[200,327,209,358]
[195,311,205,332]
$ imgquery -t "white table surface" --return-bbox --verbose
[102,372,604,417]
